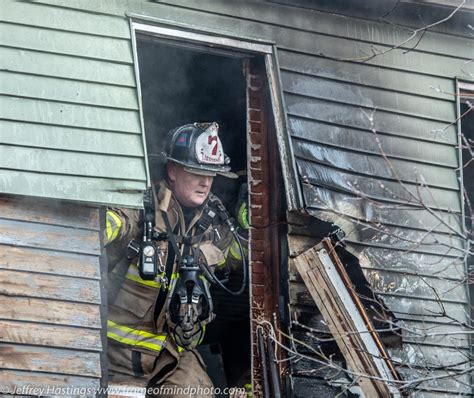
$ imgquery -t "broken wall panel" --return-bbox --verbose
[293,139,459,190]
[302,185,463,235]
[289,261,468,303]
[299,161,460,212]
[281,71,456,122]
[288,117,459,168]
[0,195,103,390]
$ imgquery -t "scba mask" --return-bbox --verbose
[166,255,215,350]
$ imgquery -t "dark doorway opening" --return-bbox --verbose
[136,35,251,391]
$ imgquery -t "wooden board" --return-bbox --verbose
[0,343,101,377]
[0,195,99,230]
[293,240,401,397]
[1,320,102,351]
[0,218,100,255]
[0,246,100,279]
[1,370,100,393]
[0,296,101,328]
[0,269,101,304]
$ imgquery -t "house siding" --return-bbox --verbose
[0,0,147,207]
[138,1,471,395]
[0,195,103,392]
[1,0,471,396]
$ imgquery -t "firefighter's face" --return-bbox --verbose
[168,164,213,207]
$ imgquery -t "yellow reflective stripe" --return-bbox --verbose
[107,320,166,353]
[229,237,247,260]
[125,264,161,288]
[106,210,122,242]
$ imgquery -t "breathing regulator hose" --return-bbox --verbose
[202,198,248,296]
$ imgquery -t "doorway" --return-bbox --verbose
[136,34,251,390]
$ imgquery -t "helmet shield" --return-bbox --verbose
[165,122,237,178]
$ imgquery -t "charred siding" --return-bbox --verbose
[0,195,103,391]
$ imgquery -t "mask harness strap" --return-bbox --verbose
[162,209,213,350]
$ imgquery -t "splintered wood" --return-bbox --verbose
[293,239,401,397]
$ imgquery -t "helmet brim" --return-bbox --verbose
[184,166,238,179]
[169,158,238,179]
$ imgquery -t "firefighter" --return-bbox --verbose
[105,122,248,397]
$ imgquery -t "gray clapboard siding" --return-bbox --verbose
[314,215,465,257]
[286,95,457,145]
[397,320,471,349]
[37,0,473,78]
[0,47,137,87]
[299,161,461,211]
[162,0,471,59]
[0,145,145,181]
[293,139,459,190]
[396,370,471,396]
[1,71,139,110]
[278,50,456,101]
[344,244,466,280]
[302,186,463,235]
[0,169,144,208]
[281,71,456,122]
[153,3,472,78]
[3,0,130,39]
[0,121,144,157]
[363,270,468,303]
[0,296,101,329]
[381,296,469,324]
[1,22,133,64]
[0,1,146,207]
[288,118,459,168]
[1,96,141,134]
